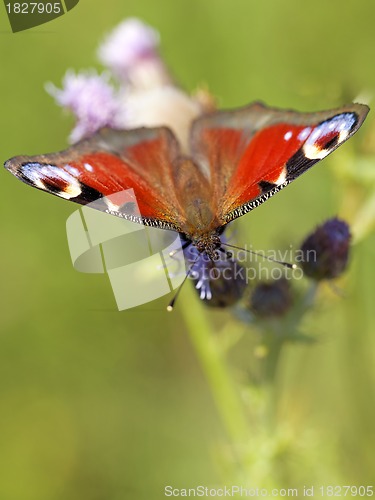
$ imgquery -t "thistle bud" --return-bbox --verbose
[300,218,351,280]
[249,278,293,318]
[186,246,247,308]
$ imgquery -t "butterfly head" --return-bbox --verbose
[193,232,222,261]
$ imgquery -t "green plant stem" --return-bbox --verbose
[260,283,319,423]
[352,189,375,244]
[263,334,284,384]
[179,286,249,446]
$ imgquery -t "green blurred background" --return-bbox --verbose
[1,0,375,498]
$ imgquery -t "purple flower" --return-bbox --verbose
[185,245,247,307]
[46,70,119,143]
[300,218,351,280]
[98,18,161,81]
[46,18,208,146]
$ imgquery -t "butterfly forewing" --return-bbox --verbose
[5,126,186,231]
[190,102,369,224]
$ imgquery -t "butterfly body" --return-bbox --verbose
[5,101,369,267]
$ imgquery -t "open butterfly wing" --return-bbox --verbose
[5,102,370,235]
[190,102,369,224]
[5,126,187,231]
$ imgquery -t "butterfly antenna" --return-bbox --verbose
[218,247,234,259]
[167,255,200,312]
[221,242,297,270]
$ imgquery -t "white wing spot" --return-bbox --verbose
[104,198,120,212]
[65,164,80,176]
[339,129,350,142]
[34,179,47,190]
[275,168,287,185]
[298,127,312,141]
[284,131,293,141]
[84,163,94,172]
[303,143,329,160]
[61,183,82,199]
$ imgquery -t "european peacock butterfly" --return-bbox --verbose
[4,101,369,280]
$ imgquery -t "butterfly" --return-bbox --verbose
[4,101,369,304]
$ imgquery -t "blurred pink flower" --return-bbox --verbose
[46,70,119,143]
[98,18,161,81]
[46,18,214,146]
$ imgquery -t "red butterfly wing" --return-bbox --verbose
[5,126,188,231]
[190,102,369,224]
[5,101,369,239]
